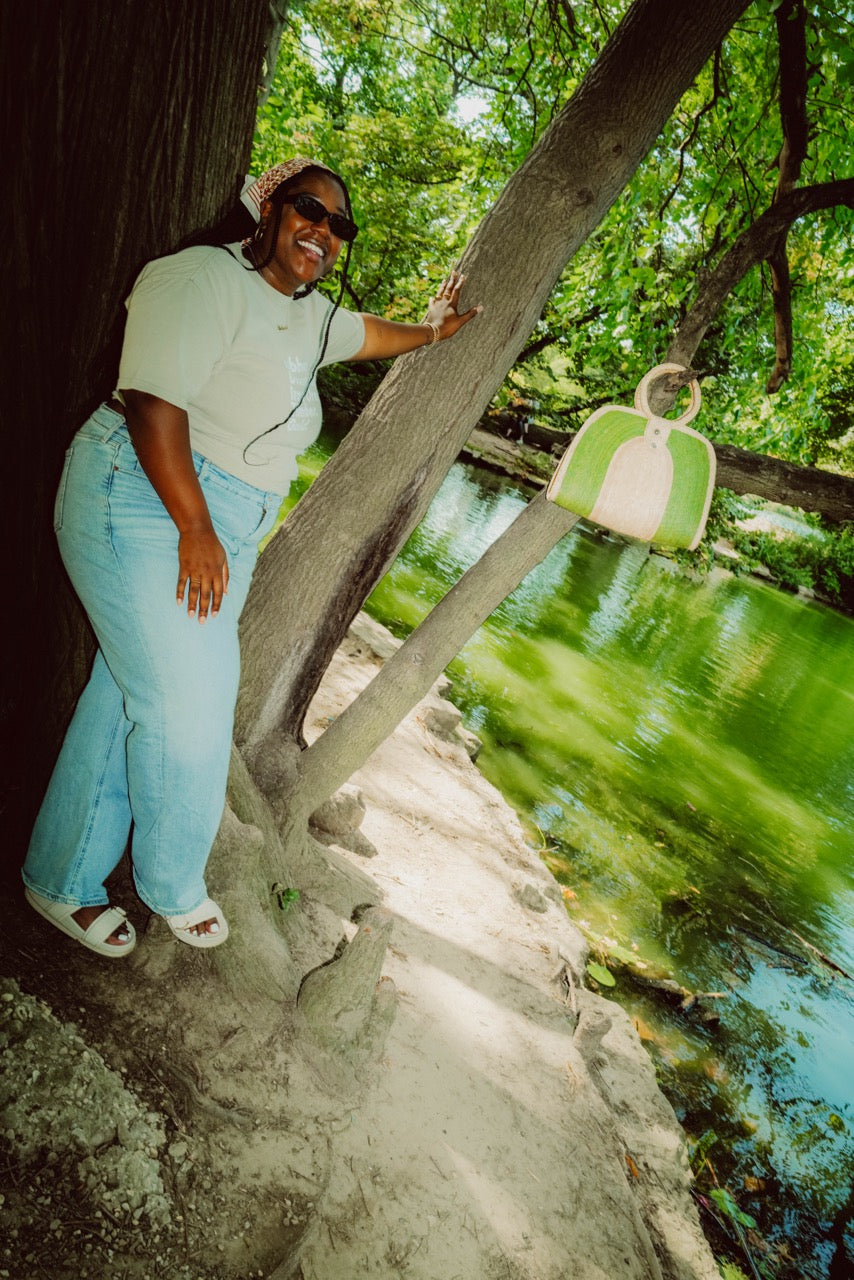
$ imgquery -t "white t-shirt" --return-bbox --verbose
[116,243,365,493]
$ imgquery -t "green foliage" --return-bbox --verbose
[665,487,854,609]
[690,1128,720,1175]
[732,521,854,604]
[272,883,301,913]
[251,0,854,470]
[690,1131,767,1276]
[710,1188,758,1230]
[719,1264,753,1280]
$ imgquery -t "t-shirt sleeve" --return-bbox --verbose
[117,253,231,408]
[319,303,365,366]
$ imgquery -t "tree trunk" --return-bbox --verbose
[235,0,754,792]
[1,0,273,856]
[296,500,581,813]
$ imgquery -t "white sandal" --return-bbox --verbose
[24,888,136,958]
[164,897,229,949]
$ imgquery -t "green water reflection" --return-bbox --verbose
[285,437,853,1274]
[359,458,854,1278]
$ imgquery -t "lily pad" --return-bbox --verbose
[586,960,616,987]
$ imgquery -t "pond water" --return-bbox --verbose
[288,439,854,1277]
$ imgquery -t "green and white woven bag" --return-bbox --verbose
[546,363,716,551]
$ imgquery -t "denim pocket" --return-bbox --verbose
[110,434,148,477]
[53,446,75,533]
[200,469,278,545]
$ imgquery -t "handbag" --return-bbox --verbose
[545,363,716,550]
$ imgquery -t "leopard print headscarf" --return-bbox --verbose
[240,156,336,220]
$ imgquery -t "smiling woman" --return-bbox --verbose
[22,154,482,960]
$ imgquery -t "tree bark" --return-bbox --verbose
[235,0,754,789]
[712,443,853,523]
[1,0,273,853]
[765,0,808,393]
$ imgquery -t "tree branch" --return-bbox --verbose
[775,0,809,188]
[666,178,854,369]
[712,441,853,524]
[517,305,603,362]
[765,0,809,391]
[765,240,793,392]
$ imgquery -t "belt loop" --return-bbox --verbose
[88,402,129,444]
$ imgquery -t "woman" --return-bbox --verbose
[23,156,481,956]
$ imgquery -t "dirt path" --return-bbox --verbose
[1,614,719,1279]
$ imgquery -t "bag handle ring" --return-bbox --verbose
[634,363,702,425]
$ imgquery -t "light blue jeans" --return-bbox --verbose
[23,404,281,916]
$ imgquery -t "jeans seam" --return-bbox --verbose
[104,465,168,896]
[63,694,129,899]
[53,446,75,533]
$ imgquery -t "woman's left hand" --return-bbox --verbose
[424,271,482,341]
[352,272,483,361]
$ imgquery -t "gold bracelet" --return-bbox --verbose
[424,321,441,344]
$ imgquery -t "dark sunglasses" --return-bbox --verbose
[282,193,359,243]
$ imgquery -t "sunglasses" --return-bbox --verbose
[282,193,359,243]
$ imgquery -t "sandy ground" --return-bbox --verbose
[288,615,719,1280]
[0,614,719,1280]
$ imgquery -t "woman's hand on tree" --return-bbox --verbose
[351,275,482,360]
[424,270,483,341]
[177,526,229,622]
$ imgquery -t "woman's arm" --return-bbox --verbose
[350,271,482,361]
[121,389,229,623]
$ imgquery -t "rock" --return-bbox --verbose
[347,614,402,661]
[0,979,170,1227]
[430,673,454,698]
[333,831,380,859]
[418,696,463,740]
[418,692,482,758]
[574,992,720,1280]
[310,784,367,836]
[515,882,550,913]
[457,725,483,761]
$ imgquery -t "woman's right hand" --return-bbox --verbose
[122,390,229,624]
[177,526,230,622]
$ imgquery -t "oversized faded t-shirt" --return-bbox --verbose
[116,243,365,494]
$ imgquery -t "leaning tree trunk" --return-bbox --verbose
[295,501,582,813]
[235,0,754,797]
[1,0,274,859]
